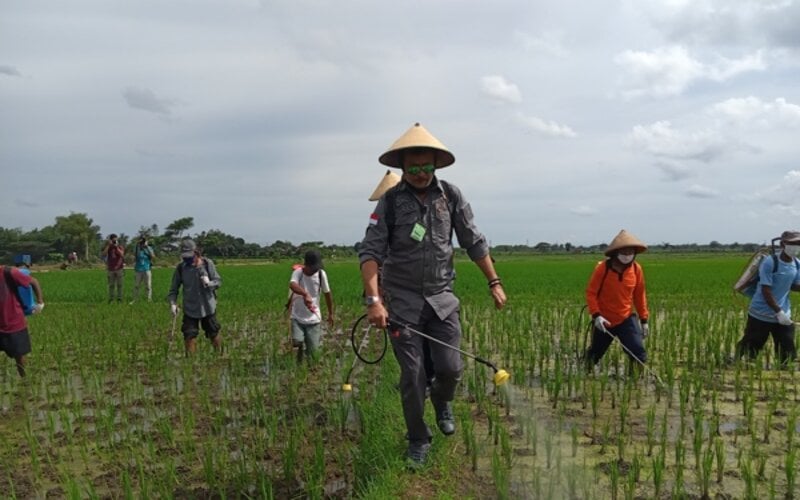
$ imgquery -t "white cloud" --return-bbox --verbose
[614,46,765,98]
[123,87,178,116]
[514,112,576,138]
[480,75,522,104]
[628,121,726,162]
[685,184,719,198]
[513,30,568,57]
[570,205,597,216]
[705,51,766,81]
[753,170,800,208]
[711,96,800,128]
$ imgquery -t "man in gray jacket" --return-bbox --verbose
[359,122,506,468]
[167,239,223,355]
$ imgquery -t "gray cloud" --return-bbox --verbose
[3,0,800,245]
[655,161,694,181]
[123,87,177,116]
[0,65,21,77]
[685,184,719,198]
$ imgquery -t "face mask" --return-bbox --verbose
[617,253,635,265]
[784,245,800,257]
[183,256,194,266]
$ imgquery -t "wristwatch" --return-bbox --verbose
[364,295,381,306]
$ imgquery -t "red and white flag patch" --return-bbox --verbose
[369,213,379,226]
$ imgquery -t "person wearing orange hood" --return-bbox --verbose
[584,230,650,371]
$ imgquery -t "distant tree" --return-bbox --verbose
[534,242,552,252]
[165,217,194,239]
[52,212,101,261]
[163,217,194,250]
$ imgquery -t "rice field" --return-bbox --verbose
[1,253,798,499]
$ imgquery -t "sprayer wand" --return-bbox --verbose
[388,319,510,386]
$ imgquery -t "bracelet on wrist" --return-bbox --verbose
[488,278,502,288]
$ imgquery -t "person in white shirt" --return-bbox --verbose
[288,250,334,363]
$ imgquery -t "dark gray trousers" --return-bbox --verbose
[390,303,463,443]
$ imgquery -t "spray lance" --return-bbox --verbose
[342,314,510,391]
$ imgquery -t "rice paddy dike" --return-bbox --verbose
[1,253,798,498]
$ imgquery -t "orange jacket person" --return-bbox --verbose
[585,230,650,370]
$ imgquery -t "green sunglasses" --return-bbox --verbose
[406,163,435,175]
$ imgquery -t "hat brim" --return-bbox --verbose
[604,245,647,256]
[378,123,455,168]
[181,251,195,259]
[379,147,455,169]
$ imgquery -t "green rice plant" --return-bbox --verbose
[608,459,619,500]
[693,407,704,471]
[699,443,714,499]
[544,424,554,468]
[645,405,656,456]
[491,448,510,500]
[714,437,725,484]
[304,430,326,499]
[499,423,513,468]
[786,445,797,499]
[740,450,757,499]
[673,440,685,498]
[571,423,579,458]
[787,406,798,451]
[623,461,637,500]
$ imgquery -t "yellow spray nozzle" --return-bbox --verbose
[493,369,510,386]
[342,383,353,392]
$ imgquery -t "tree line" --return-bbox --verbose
[1,212,766,266]
[0,213,358,265]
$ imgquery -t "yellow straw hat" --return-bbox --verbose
[604,230,648,256]
[368,170,402,201]
[378,122,455,169]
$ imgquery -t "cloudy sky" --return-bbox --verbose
[3,0,800,247]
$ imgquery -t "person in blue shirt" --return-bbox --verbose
[132,236,156,302]
[736,230,800,366]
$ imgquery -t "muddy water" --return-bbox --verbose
[469,366,799,499]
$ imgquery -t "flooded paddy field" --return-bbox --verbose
[1,254,797,498]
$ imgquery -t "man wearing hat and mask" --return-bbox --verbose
[288,250,334,363]
[585,230,650,372]
[359,123,506,468]
[167,239,223,356]
[370,169,436,393]
[735,230,800,366]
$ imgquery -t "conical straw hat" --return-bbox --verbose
[604,230,648,256]
[378,122,455,168]
[369,170,402,201]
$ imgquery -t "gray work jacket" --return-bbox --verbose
[359,178,489,323]
[167,258,222,319]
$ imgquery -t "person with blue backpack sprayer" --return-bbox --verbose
[735,230,800,367]
[2,255,44,377]
[12,254,38,316]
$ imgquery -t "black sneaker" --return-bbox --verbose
[433,400,455,436]
[406,441,431,470]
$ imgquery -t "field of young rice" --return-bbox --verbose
[1,254,798,499]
